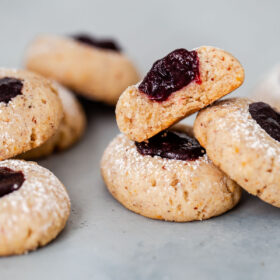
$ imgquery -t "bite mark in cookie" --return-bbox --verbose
[116,46,244,142]
[139,49,200,102]
[0,77,23,104]
[249,102,280,142]
[135,130,205,161]
[0,167,24,198]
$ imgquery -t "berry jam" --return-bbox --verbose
[138,49,200,102]
[249,102,280,142]
[135,130,205,161]
[0,167,25,198]
[72,34,121,52]
[0,77,23,104]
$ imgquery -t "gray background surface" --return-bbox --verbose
[0,0,280,279]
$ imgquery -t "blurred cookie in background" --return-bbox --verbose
[251,65,280,108]
[20,82,86,160]
[25,33,140,105]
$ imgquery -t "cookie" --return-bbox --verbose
[116,46,244,142]
[0,160,70,256]
[25,34,140,105]
[251,65,280,108]
[0,69,63,160]
[19,83,86,159]
[194,98,280,207]
[101,125,241,222]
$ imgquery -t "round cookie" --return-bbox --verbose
[0,159,70,256]
[101,125,241,222]
[194,98,280,207]
[0,69,63,160]
[251,65,280,108]
[116,46,244,142]
[19,83,86,159]
[25,34,140,105]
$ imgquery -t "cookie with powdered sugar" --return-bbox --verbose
[0,69,63,160]
[19,82,86,159]
[194,98,280,207]
[25,34,139,105]
[116,46,244,142]
[0,160,70,256]
[101,124,241,222]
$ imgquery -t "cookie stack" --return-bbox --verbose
[102,46,248,221]
[0,33,139,256]
[2,33,280,254]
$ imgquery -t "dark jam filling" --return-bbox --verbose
[249,102,280,142]
[135,130,205,161]
[138,48,200,102]
[72,34,121,52]
[0,77,23,104]
[0,167,25,198]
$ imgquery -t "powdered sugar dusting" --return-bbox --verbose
[107,133,211,182]
[102,131,242,221]
[0,160,70,240]
[217,98,280,161]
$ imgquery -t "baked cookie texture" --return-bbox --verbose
[116,46,244,142]
[0,160,70,256]
[194,98,280,207]
[25,34,140,105]
[20,83,86,159]
[101,125,241,222]
[251,65,280,108]
[0,69,63,160]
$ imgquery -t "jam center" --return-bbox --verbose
[135,130,205,161]
[249,102,280,142]
[0,77,23,104]
[72,34,121,52]
[0,167,25,198]
[138,48,200,102]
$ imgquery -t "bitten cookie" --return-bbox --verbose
[116,46,244,142]
[0,69,63,160]
[251,65,280,109]
[20,83,86,159]
[0,160,70,256]
[194,98,280,207]
[25,34,140,105]
[101,125,241,222]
